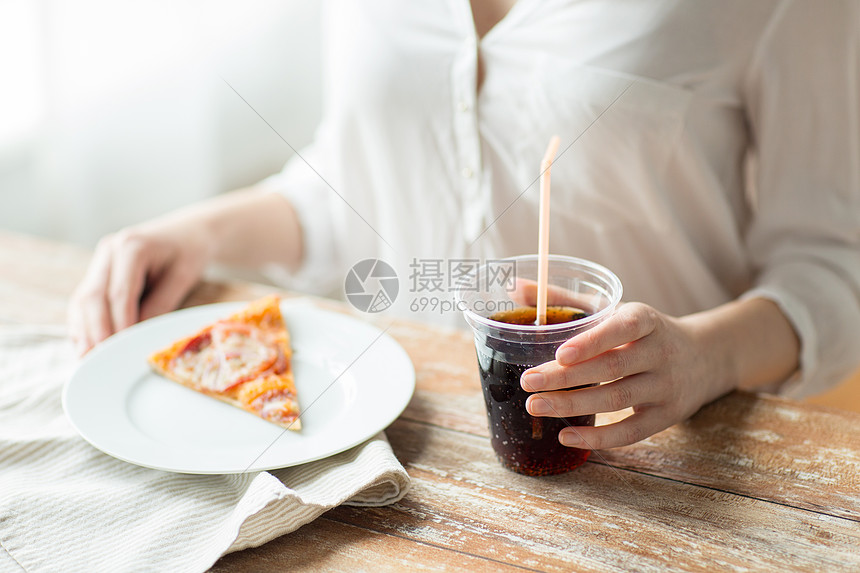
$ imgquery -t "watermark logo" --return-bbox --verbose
[345,258,517,315]
[408,258,516,294]
[345,258,400,313]
[407,258,516,314]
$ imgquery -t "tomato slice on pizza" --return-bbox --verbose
[148,295,301,430]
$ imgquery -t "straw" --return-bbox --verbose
[536,135,560,326]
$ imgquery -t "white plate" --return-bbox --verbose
[63,300,415,474]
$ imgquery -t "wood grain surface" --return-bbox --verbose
[211,416,860,571]
[2,229,859,572]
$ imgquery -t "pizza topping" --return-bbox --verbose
[271,346,289,375]
[171,321,277,393]
[251,388,300,425]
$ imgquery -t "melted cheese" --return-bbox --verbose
[172,322,276,393]
[260,396,292,417]
[252,389,298,423]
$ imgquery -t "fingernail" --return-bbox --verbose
[556,346,577,366]
[559,429,582,447]
[528,396,551,415]
[521,372,544,391]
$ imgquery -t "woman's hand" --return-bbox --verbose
[520,298,799,450]
[68,215,212,355]
[68,188,304,355]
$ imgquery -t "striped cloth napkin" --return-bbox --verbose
[0,326,410,572]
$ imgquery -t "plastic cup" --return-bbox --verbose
[455,255,623,476]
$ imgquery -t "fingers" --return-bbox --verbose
[139,260,201,321]
[521,304,661,392]
[68,231,163,355]
[68,238,115,355]
[525,373,657,417]
[522,342,654,391]
[554,302,657,366]
[68,292,113,356]
[107,233,148,332]
[557,406,671,450]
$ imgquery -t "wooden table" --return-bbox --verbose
[2,230,858,572]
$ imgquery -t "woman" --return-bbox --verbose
[70,0,860,449]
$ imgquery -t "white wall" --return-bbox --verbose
[0,0,322,247]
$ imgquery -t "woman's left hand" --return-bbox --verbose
[520,302,737,449]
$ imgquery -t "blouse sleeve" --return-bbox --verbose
[257,134,343,297]
[741,0,860,398]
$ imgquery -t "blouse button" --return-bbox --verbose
[461,167,474,179]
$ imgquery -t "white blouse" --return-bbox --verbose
[262,0,860,398]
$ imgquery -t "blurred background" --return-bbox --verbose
[0,0,322,247]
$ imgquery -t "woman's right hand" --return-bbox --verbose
[68,188,304,355]
[68,214,212,355]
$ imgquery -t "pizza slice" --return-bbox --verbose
[148,295,301,430]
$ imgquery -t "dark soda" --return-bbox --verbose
[478,306,594,476]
